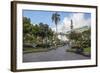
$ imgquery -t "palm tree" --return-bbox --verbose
[52,12,60,46]
[52,12,60,34]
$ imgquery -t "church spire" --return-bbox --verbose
[70,19,73,30]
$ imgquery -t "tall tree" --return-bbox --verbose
[23,17,32,43]
[52,12,60,46]
[52,12,60,34]
[23,17,31,24]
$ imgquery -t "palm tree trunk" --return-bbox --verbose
[55,24,57,47]
[56,24,57,35]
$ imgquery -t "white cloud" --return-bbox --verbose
[56,13,91,33]
[71,13,91,28]
[51,13,91,41]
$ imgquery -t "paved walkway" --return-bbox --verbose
[23,45,90,62]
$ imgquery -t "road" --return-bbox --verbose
[23,45,90,62]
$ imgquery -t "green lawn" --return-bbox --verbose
[23,46,56,53]
[83,47,91,53]
[66,47,91,54]
[23,47,50,53]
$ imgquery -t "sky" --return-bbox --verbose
[23,10,91,33]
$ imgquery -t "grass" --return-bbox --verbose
[67,47,91,53]
[66,47,91,57]
[23,47,55,53]
[83,47,91,53]
[23,48,49,53]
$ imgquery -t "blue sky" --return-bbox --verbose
[23,10,91,32]
[23,10,72,27]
